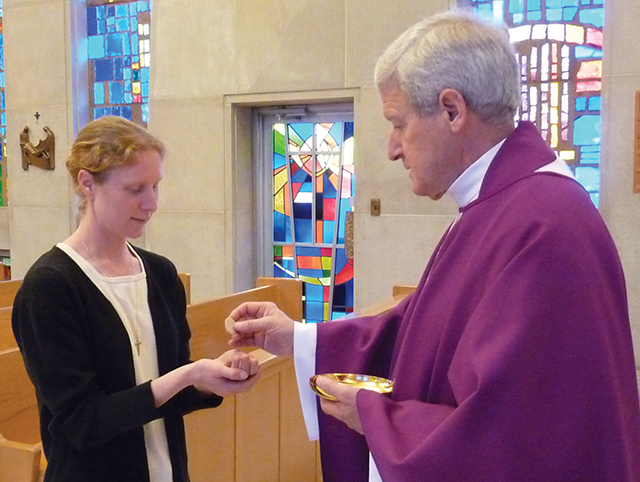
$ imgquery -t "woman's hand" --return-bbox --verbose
[191,349,261,397]
[151,350,261,407]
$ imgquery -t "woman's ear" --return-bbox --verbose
[77,169,95,199]
[438,89,468,133]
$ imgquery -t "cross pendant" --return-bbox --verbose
[135,340,141,356]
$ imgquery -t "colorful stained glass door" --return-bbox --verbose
[271,120,355,323]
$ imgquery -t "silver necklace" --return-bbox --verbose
[81,240,143,356]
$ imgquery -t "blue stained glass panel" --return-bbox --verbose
[94,83,105,104]
[579,7,604,27]
[88,36,105,59]
[97,20,106,34]
[576,97,587,111]
[141,68,149,82]
[273,153,286,169]
[588,97,601,110]
[1,92,4,110]
[107,17,115,26]
[88,20,98,36]
[528,11,542,20]
[87,6,97,20]
[547,8,563,20]
[109,82,124,104]
[528,0,541,10]
[94,59,113,81]
[125,79,132,91]
[575,166,600,191]
[124,92,133,103]
[547,0,561,7]
[306,283,323,302]
[141,82,149,97]
[563,0,579,6]
[575,46,602,58]
[274,212,289,242]
[105,33,124,56]
[563,7,578,20]
[1,113,5,126]
[323,220,335,243]
[0,73,5,88]
[574,115,601,145]
[138,1,149,12]
[114,58,124,80]
[129,3,138,15]
[116,4,128,17]
[107,6,115,17]
[116,18,129,32]
[96,5,106,19]
[121,105,133,120]
[509,0,524,13]
[305,301,324,323]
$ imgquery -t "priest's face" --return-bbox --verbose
[381,82,461,200]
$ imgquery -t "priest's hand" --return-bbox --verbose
[227,301,295,357]
[315,375,364,435]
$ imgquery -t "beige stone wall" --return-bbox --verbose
[600,0,640,362]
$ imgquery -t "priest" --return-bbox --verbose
[229,10,640,482]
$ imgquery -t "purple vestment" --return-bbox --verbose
[316,122,640,481]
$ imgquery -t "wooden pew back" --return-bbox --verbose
[0,308,15,352]
[184,276,318,482]
[0,434,42,482]
[0,280,21,310]
[0,348,40,445]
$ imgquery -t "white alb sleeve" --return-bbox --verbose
[293,321,319,440]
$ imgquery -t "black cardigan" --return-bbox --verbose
[12,246,222,482]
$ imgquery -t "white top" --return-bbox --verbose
[293,145,575,482]
[57,242,173,482]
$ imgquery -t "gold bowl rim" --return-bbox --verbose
[309,373,394,401]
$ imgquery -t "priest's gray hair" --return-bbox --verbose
[374,10,520,124]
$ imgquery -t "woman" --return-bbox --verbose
[12,116,260,482]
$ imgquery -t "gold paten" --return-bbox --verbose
[309,373,394,401]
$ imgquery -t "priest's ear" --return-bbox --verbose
[438,89,468,133]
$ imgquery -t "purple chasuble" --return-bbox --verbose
[315,122,640,482]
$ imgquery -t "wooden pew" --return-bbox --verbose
[0,434,42,482]
[0,307,15,352]
[184,276,321,482]
[177,272,191,305]
[0,280,21,310]
[0,347,45,482]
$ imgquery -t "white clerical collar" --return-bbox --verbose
[447,139,506,209]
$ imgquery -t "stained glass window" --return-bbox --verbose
[272,121,355,323]
[458,0,604,207]
[0,0,6,207]
[87,0,151,126]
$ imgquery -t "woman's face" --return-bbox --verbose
[88,149,163,240]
